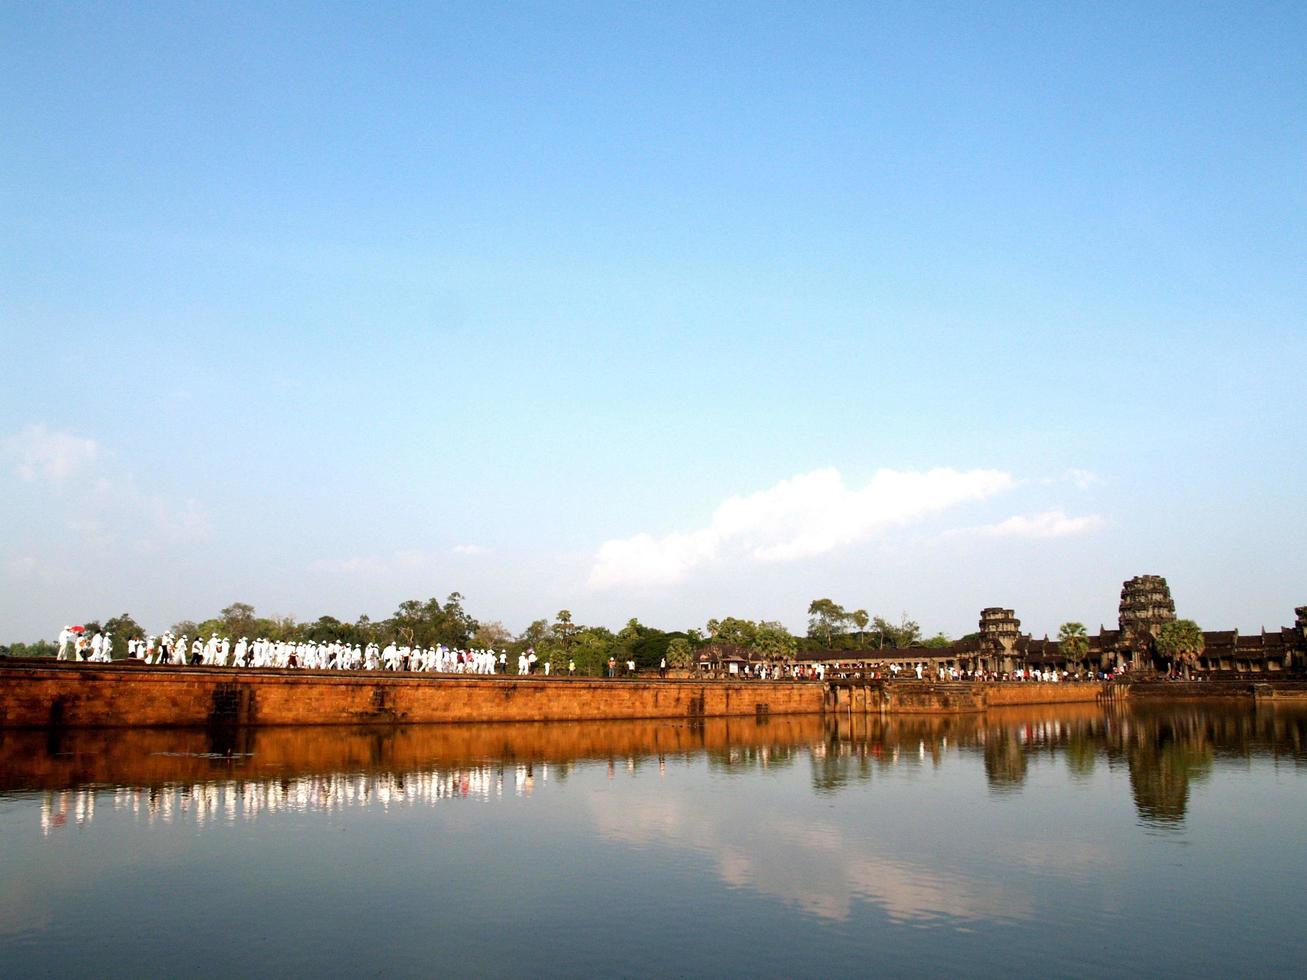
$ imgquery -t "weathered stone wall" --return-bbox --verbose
[826,680,1103,714]
[981,682,1104,707]
[1123,679,1307,702]
[10,662,1306,731]
[0,661,825,729]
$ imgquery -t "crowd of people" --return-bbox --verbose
[55,627,116,662]
[823,661,1122,682]
[51,625,1121,682]
[55,626,546,675]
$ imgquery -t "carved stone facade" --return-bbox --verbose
[978,608,1022,672]
[1118,575,1176,649]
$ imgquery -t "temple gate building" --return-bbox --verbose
[791,575,1306,677]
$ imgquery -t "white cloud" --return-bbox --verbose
[3,424,209,548]
[308,550,434,576]
[450,544,490,556]
[589,777,1032,923]
[589,466,1016,589]
[1064,468,1102,491]
[144,495,212,544]
[310,547,489,574]
[4,424,99,483]
[308,556,390,575]
[963,509,1106,539]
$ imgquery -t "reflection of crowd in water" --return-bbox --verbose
[37,764,551,835]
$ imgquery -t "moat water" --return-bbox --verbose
[2,702,1305,977]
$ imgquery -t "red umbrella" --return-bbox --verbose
[69,625,85,633]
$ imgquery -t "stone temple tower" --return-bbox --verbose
[979,607,1022,672]
[1118,575,1176,658]
[1295,607,1307,641]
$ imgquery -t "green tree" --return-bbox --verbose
[666,637,695,670]
[617,618,646,642]
[1058,622,1090,676]
[871,613,921,649]
[354,614,378,644]
[851,609,870,647]
[807,598,849,647]
[263,615,302,642]
[894,614,922,647]
[221,602,257,638]
[304,615,353,643]
[552,610,580,652]
[2,639,58,658]
[871,615,895,649]
[571,626,616,676]
[1156,619,1204,677]
[754,620,798,663]
[707,616,758,648]
[196,618,225,639]
[514,619,551,655]
[388,593,478,648]
[472,620,512,649]
[102,613,145,659]
[439,592,479,647]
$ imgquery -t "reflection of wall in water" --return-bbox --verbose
[23,706,1307,836]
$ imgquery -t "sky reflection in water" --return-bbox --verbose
[3,704,1306,978]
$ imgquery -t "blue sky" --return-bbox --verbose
[3,2,1304,641]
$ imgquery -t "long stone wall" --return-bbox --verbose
[9,662,1305,730]
[981,682,1104,707]
[826,680,1104,714]
[0,661,825,729]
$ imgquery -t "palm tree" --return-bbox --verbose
[1156,619,1204,678]
[1058,622,1090,678]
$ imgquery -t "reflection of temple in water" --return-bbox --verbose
[819,704,1307,825]
[14,704,1307,835]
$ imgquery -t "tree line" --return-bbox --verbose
[1,594,977,676]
